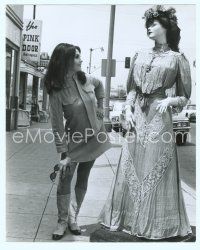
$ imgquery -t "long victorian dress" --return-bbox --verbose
[98,48,192,239]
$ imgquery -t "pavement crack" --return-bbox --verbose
[33,183,54,241]
[104,152,117,174]
[6,143,32,161]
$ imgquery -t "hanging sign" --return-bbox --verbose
[21,19,42,63]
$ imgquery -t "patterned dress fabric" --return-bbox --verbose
[98,49,192,239]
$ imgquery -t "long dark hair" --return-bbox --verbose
[145,16,181,52]
[44,43,86,94]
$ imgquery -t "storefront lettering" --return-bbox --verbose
[22,19,42,62]
[26,21,38,31]
[23,34,39,42]
[22,44,38,52]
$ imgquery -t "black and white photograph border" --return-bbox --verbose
[1,0,200,249]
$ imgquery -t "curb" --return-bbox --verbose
[181,181,196,199]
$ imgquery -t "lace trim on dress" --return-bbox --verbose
[121,140,174,200]
[142,147,174,199]
[120,138,174,225]
[121,140,141,223]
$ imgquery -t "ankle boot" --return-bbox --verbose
[68,187,86,235]
[52,194,71,240]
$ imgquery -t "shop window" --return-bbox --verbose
[6,45,18,109]
[26,74,33,111]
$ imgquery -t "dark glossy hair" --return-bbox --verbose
[44,43,86,94]
[145,16,181,52]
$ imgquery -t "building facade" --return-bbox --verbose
[6,5,24,131]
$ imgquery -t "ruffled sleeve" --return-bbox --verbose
[166,52,192,113]
[125,52,138,109]
[176,52,191,99]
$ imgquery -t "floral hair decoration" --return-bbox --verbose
[143,5,178,24]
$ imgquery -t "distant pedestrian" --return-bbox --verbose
[44,43,112,240]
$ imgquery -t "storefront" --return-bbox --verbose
[6,5,24,131]
[19,60,46,123]
[18,17,49,125]
[38,53,50,112]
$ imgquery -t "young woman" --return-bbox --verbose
[98,5,193,240]
[44,43,112,240]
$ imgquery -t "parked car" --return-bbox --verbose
[190,112,196,123]
[172,111,191,145]
[182,104,196,122]
[110,101,125,132]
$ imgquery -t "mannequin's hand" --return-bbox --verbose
[156,98,171,114]
[96,107,104,120]
[125,109,136,130]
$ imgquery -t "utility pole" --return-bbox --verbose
[33,5,36,19]
[31,4,39,121]
[89,48,92,74]
[104,5,115,132]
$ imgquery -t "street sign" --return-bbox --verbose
[101,59,116,77]
[22,19,42,63]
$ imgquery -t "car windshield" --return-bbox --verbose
[187,105,196,110]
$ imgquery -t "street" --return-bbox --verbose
[178,123,196,190]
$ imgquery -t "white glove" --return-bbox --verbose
[125,105,136,130]
[156,97,171,113]
[156,96,188,114]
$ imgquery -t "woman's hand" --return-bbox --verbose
[96,107,104,120]
[156,97,171,114]
[59,156,72,178]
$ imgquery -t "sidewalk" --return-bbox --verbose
[6,121,196,242]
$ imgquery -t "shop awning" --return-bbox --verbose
[20,60,45,78]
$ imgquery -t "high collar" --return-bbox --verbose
[153,43,170,53]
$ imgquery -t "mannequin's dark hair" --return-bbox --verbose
[145,16,181,52]
[44,43,86,94]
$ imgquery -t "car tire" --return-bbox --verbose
[184,134,187,144]
[112,126,119,133]
[176,134,187,145]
